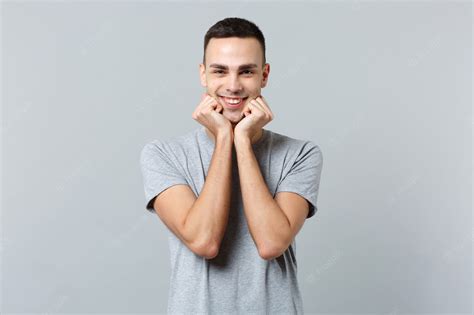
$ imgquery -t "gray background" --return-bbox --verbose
[2,1,472,314]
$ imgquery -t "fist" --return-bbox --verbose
[192,93,232,138]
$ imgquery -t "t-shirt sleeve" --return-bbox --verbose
[139,141,189,213]
[275,141,323,219]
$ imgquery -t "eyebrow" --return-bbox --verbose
[209,63,258,70]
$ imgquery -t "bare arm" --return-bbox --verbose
[182,130,233,258]
[234,137,291,260]
[152,93,233,259]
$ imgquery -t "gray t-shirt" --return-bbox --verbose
[139,126,323,314]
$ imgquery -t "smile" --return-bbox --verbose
[219,96,248,108]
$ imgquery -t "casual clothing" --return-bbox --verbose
[140,126,323,314]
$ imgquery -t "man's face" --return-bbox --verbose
[199,37,270,127]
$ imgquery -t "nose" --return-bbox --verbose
[225,73,243,95]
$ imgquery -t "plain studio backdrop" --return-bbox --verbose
[2,1,471,314]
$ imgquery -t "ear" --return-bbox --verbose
[261,63,270,88]
[199,63,207,87]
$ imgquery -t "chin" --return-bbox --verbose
[223,111,243,123]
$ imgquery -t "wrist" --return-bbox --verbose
[216,128,233,142]
[233,133,251,148]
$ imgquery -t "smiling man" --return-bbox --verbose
[140,17,323,314]
[200,35,268,141]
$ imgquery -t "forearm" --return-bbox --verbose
[234,138,291,257]
[184,131,233,256]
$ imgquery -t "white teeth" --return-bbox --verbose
[222,97,244,104]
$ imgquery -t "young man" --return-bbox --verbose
[140,17,323,314]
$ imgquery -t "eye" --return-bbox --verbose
[242,70,254,75]
[213,70,224,74]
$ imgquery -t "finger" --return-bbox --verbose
[242,104,251,117]
[201,95,216,110]
[198,93,211,111]
[196,96,216,116]
[209,98,224,114]
[252,98,267,114]
[258,97,274,119]
[254,97,273,118]
[249,100,265,114]
[243,102,260,118]
[215,102,223,113]
[206,95,219,106]
[207,102,218,113]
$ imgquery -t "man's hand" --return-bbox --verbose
[234,95,274,142]
[192,93,232,138]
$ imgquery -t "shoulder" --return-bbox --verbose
[268,129,322,155]
[143,129,198,149]
[141,128,199,156]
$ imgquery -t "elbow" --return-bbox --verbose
[182,225,221,259]
[256,228,293,261]
[257,242,286,261]
[203,245,219,259]
[257,233,293,260]
[193,241,220,260]
[258,248,282,261]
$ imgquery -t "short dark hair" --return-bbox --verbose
[203,17,266,67]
